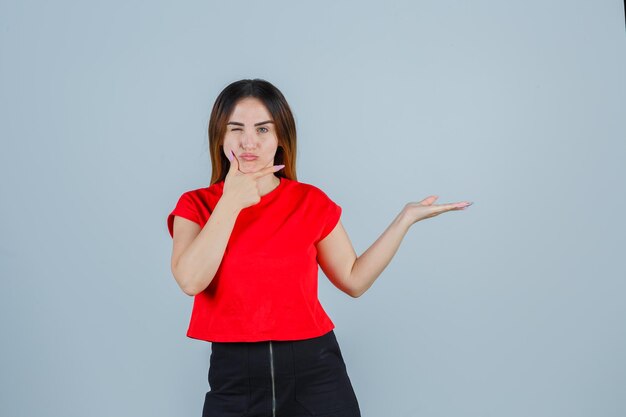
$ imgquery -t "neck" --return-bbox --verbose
[258,174,280,197]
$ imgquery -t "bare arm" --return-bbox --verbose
[316,212,411,298]
[316,196,472,298]
[171,197,241,296]
[170,149,285,296]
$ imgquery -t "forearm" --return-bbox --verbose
[350,210,412,297]
[175,197,241,296]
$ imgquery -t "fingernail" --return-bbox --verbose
[274,164,285,171]
[227,150,233,161]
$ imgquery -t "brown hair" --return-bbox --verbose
[207,79,298,185]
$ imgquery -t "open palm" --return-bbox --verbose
[403,195,473,225]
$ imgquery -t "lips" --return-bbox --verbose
[240,154,258,161]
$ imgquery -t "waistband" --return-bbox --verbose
[209,329,341,379]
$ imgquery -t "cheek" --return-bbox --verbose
[264,142,278,155]
[222,136,235,150]
[267,136,279,150]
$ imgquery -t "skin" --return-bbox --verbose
[222,97,281,197]
[317,195,471,298]
[170,97,473,297]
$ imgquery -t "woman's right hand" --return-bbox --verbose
[221,149,285,211]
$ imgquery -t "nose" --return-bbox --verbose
[240,130,259,149]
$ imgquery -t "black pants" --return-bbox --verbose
[203,329,361,417]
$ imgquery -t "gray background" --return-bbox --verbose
[1,1,625,416]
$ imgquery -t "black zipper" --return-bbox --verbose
[269,341,276,417]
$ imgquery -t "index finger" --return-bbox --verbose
[252,165,285,179]
[446,201,473,210]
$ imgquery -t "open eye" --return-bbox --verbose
[258,127,269,133]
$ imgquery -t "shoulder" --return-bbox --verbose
[179,181,224,203]
[286,179,338,205]
[285,178,321,195]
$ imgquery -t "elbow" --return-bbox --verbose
[180,274,206,296]
[177,276,198,297]
[348,266,364,298]
[348,285,364,298]
[181,273,214,297]
[172,264,202,297]
[181,284,199,297]
[341,270,360,298]
[348,275,370,298]
[351,290,364,299]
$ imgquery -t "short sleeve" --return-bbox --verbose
[167,192,202,238]
[317,196,342,243]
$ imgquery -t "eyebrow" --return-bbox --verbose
[226,120,274,127]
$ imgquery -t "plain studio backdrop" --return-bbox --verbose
[1,1,625,416]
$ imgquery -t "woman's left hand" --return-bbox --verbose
[402,196,473,225]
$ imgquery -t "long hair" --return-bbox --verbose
[208,79,297,184]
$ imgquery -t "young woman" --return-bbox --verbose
[167,79,472,417]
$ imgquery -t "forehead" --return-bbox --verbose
[228,97,272,122]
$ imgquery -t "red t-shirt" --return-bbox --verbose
[167,176,342,342]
